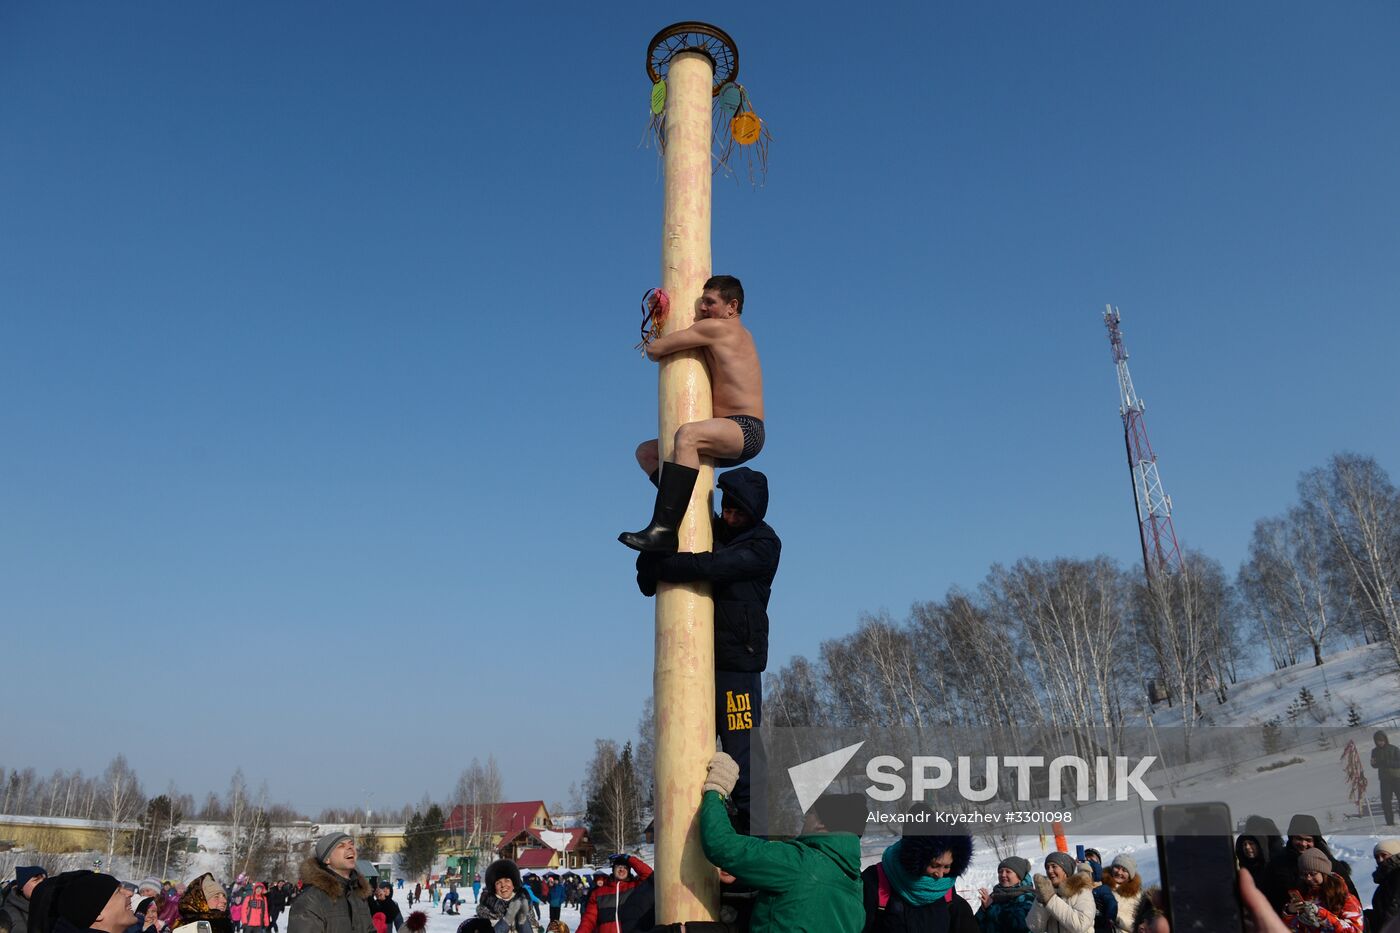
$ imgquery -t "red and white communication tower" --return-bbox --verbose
[1104,305,1184,582]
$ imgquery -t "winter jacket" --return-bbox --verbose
[288,858,375,933]
[179,875,236,933]
[1088,885,1116,933]
[636,467,780,673]
[976,877,1034,932]
[1375,744,1400,779]
[575,857,652,933]
[1236,835,1271,889]
[159,893,181,930]
[860,864,978,933]
[0,887,32,933]
[1373,854,1400,933]
[364,898,400,933]
[267,888,287,921]
[243,894,271,930]
[477,861,537,933]
[545,882,564,909]
[1282,884,1363,932]
[698,789,864,933]
[1102,876,1142,933]
[612,877,653,933]
[1025,875,1095,933]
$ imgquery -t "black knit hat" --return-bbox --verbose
[30,872,123,933]
[16,867,47,889]
[57,872,122,929]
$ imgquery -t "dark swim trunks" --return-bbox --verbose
[717,415,765,468]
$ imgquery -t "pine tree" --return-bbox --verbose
[360,826,382,862]
[398,807,443,878]
[1347,703,1362,727]
[1262,718,1283,755]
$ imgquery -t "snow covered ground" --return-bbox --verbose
[396,889,583,933]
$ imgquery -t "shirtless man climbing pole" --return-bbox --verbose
[619,274,765,553]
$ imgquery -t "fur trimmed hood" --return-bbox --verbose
[1105,872,1142,899]
[1056,873,1094,898]
[297,858,371,901]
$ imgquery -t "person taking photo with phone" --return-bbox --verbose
[1281,848,1362,933]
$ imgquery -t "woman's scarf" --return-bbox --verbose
[989,877,1033,903]
[881,841,955,906]
[476,893,531,929]
[476,893,509,922]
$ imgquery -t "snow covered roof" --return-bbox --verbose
[443,801,548,836]
[536,829,571,852]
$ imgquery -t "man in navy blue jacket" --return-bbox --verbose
[637,466,780,835]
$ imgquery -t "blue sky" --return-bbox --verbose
[3,2,1398,815]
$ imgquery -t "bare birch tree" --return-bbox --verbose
[1300,454,1400,667]
[1133,551,1236,759]
[634,696,656,810]
[764,656,827,728]
[101,755,143,864]
[454,757,504,867]
[226,769,250,879]
[1239,508,1347,667]
[583,741,642,854]
[986,558,1129,760]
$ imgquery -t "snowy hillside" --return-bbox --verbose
[1141,640,1400,732]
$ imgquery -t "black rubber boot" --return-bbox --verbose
[619,463,699,553]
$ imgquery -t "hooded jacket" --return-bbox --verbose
[243,888,271,930]
[699,790,864,933]
[287,859,374,933]
[637,468,780,673]
[574,857,650,933]
[178,876,235,933]
[1262,841,1358,911]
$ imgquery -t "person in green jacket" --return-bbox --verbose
[698,751,866,933]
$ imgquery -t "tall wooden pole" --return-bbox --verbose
[652,48,719,926]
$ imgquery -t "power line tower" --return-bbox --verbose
[1104,304,1184,583]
